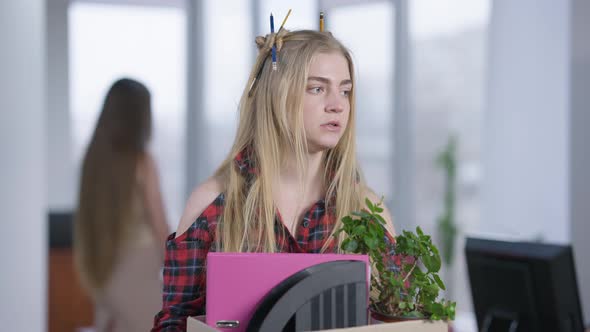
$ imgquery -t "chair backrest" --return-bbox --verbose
[206,253,369,332]
[246,260,368,332]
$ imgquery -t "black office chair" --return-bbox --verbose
[246,260,368,332]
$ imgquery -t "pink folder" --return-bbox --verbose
[205,252,369,332]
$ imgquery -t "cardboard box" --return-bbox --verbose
[187,316,448,332]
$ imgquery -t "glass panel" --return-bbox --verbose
[69,2,187,228]
[329,2,395,207]
[202,0,251,174]
[410,0,490,320]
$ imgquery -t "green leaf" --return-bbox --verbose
[341,216,353,226]
[421,254,434,272]
[422,254,441,273]
[351,211,372,219]
[430,303,444,315]
[432,254,442,271]
[365,198,375,212]
[353,225,366,236]
[433,274,446,291]
[365,238,378,250]
[416,226,424,236]
[374,214,387,225]
[399,302,407,309]
[344,239,358,252]
[431,245,440,256]
[368,224,378,237]
[444,301,457,320]
[342,238,350,249]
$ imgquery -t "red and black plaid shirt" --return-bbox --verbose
[152,149,396,331]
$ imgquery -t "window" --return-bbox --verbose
[201,0,252,176]
[410,0,490,318]
[327,1,396,207]
[69,1,187,228]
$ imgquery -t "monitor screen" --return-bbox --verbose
[465,237,585,332]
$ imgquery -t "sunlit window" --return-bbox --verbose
[411,0,490,319]
[201,0,252,174]
[329,2,395,207]
[69,2,186,228]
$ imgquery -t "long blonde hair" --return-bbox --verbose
[74,78,152,293]
[214,30,366,253]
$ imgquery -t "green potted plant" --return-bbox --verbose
[334,198,456,322]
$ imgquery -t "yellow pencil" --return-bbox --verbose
[278,9,292,32]
[319,12,324,32]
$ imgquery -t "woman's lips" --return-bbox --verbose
[320,121,341,132]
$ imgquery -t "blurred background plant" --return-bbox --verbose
[436,135,458,267]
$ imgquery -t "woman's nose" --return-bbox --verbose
[325,92,344,113]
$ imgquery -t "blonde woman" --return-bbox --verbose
[152,30,396,331]
[75,78,170,332]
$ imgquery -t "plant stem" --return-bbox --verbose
[402,261,417,283]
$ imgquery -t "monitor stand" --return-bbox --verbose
[481,310,519,332]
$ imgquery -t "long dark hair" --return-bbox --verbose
[74,78,152,292]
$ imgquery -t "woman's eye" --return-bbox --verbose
[341,90,351,97]
[308,87,323,94]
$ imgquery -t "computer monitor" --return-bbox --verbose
[465,237,585,332]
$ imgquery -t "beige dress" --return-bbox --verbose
[93,197,164,332]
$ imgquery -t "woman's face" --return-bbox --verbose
[302,51,352,153]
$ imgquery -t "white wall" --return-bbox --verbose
[482,0,570,243]
[0,2,47,331]
[570,0,590,324]
[483,0,589,324]
[47,0,74,211]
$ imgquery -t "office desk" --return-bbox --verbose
[187,316,448,332]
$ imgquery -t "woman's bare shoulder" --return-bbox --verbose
[175,176,223,237]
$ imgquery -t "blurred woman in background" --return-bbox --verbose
[75,78,170,332]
